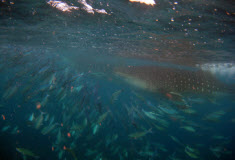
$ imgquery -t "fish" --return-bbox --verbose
[96,102,103,114]
[167,92,184,102]
[138,150,157,157]
[180,126,196,132]
[16,147,39,159]
[168,153,181,160]
[154,143,168,152]
[115,66,228,98]
[1,125,10,132]
[184,146,200,159]
[170,135,184,146]
[34,112,45,129]
[111,89,123,103]
[41,123,59,135]
[38,65,50,74]
[203,110,226,122]
[133,91,146,101]
[65,148,78,160]
[70,121,85,132]
[3,85,18,100]
[40,94,50,107]
[158,105,178,115]
[106,134,119,147]
[58,150,64,159]
[73,85,84,93]
[182,108,197,114]
[56,129,62,144]
[209,146,232,158]
[142,109,157,120]
[97,111,110,125]
[212,135,227,140]
[28,113,35,122]
[44,114,50,122]
[155,117,169,127]
[187,97,207,104]
[153,124,165,131]
[128,128,152,139]
[11,126,18,134]
[92,124,99,135]
[85,149,98,156]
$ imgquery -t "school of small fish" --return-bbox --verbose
[0,45,234,160]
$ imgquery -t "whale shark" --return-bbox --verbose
[114,65,232,103]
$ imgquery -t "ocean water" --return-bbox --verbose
[0,0,234,160]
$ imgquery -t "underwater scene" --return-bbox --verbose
[0,0,234,160]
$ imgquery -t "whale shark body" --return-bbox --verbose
[115,66,230,97]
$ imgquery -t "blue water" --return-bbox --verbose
[0,0,235,160]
